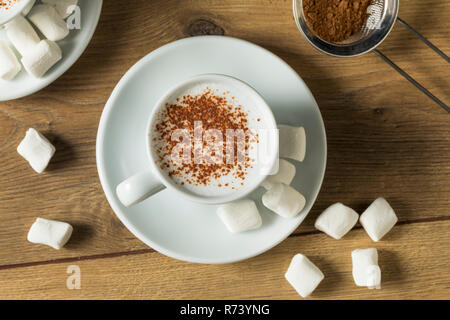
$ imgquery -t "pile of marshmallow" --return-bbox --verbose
[17,127,73,249]
[217,124,306,233]
[285,198,397,297]
[215,124,398,298]
[0,0,77,80]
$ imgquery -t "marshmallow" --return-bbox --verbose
[278,125,306,162]
[28,4,69,41]
[217,200,262,233]
[285,254,324,298]
[21,39,62,78]
[27,218,73,250]
[314,203,359,239]
[0,40,21,80]
[262,183,306,218]
[261,159,296,190]
[5,15,40,57]
[352,248,381,289]
[22,0,36,16]
[360,198,398,242]
[42,0,78,19]
[17,128,56,173]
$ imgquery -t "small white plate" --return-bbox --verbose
[97,36,327,264]
[0,0,103,101]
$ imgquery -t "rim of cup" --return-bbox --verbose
[145,73,279,204]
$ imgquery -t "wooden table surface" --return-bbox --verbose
[0,0,449,300]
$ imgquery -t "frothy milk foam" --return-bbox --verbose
[150,80,271,198]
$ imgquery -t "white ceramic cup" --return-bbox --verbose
[0,0,33,26]
[116,74,278,207]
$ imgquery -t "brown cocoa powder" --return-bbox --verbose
[0,0,20,8]
[303,0,371,43]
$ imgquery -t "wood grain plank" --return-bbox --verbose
[0,0,448,270]
[0,220,448,299]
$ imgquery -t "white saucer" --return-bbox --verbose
[0,0,103,101]
[97,36,327,264]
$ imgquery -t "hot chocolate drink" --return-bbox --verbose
[150,80,265,198]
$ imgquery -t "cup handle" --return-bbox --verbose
[116,169,165,207]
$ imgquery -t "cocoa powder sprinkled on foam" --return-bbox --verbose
[0,0,20,10]
[153,88,258,187]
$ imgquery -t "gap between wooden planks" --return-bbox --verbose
[0,220,448,299]
[0,215,449,272]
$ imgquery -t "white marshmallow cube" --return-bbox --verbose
[360,198,398,242]
[262,183,305,218]
[5,15,40,57]
[285,254,324,298]
[22,0,36,16]
[261,159,296,190]
[43,0,78,19]
[278,125,306,162]
[27,218,73,250]
[28,4,69,41]
[217,200,262,233]
[17,128,56,173]
[0,40,22,80]
[352,248,381,289]
[21,39,62,78]
[314,203,359,239]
